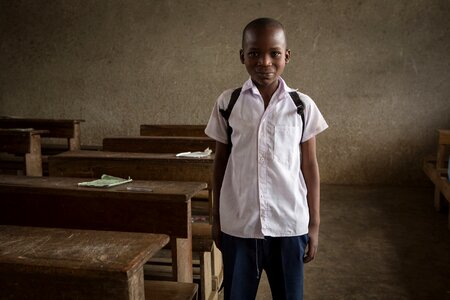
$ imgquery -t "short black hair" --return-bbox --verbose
[242,18,286,48]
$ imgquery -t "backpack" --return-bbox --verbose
[219,87,305,153]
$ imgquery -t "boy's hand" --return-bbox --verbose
[303,224,319,263]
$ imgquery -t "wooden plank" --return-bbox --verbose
[103,136,215,153]
[0,225,169,300]
[140,125,206,137]
[0,116,84,150]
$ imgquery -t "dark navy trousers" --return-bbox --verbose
[221,232,308,300]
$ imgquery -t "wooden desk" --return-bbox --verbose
[424,130,450,230]
[0,116,84,150]
[103,136,215,153]
[0,128,48,176]
[49,150,213,215]
[0,225,169,300]
[140,125,207,137]
[0,174,207,282]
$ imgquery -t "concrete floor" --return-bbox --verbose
[219,185,450,300]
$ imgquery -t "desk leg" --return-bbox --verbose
[69,123,81,151]
[128,266,145,300]
[25,134,42,177]
[171,237,193,283]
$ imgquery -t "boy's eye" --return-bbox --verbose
[271,51,282,57]
[248,52,259,58]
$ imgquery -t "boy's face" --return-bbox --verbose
[240,26,290,89]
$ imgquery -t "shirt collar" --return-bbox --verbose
[241,77,297,99]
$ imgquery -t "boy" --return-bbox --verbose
[205,18,328,300]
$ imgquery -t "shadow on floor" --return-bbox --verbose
[304,185,450,300]
[220,185,450,299]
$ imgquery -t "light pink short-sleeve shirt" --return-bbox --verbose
[205,77,328,239]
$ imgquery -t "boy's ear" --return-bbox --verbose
[285,49,291,63]
[240,49,245,64]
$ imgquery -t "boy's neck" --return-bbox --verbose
[254,79,280,109]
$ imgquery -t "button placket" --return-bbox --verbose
[258,119,268,232]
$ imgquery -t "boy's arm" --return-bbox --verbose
[212,141,229,251]
[301,136,320,263]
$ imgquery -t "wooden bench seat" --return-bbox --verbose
[0,128,48,176]
[423,129,450,229]
[0,225,170,300]
[0,174,206,283]
[145,281,198,300]
[140,125,207,137]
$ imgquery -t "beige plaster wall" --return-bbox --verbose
[1,0,449,185]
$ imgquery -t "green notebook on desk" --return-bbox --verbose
[78,174,132,188]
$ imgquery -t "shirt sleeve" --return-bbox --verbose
[205,91,230,144]
[300,93,328,142]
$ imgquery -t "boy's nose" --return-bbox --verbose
[257,54,272,66]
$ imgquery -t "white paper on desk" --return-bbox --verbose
[78,174,133,188]
[176,147,213,158]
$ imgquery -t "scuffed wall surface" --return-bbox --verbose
[1,0,449,185]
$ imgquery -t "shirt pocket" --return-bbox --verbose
[273,125,301,165]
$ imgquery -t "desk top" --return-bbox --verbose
[0,174,207,201]
[52,150,214,162]
[0,128,49,136]
[0,116,84,123]
[0,225,169,273]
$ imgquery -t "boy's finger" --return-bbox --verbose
[303,255,313,263]
[303,245,317,263]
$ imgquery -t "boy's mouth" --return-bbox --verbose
[256,72,275,77]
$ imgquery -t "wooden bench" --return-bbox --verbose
[103,136,215,153]
[423,129,450,229]
[0,128,48,176]
[0,225,171,300]
[0,174,206,283]
[0,116,84,151]
[140,125,207,137]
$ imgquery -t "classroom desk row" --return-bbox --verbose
[0,122,219,299]
[0,174,205,299]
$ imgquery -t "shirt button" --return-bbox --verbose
[259,155,264,162]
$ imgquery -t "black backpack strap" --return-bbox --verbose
[288,91,305,142]
[219,87,242,153]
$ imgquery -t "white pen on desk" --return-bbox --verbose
[126,186,153,192]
